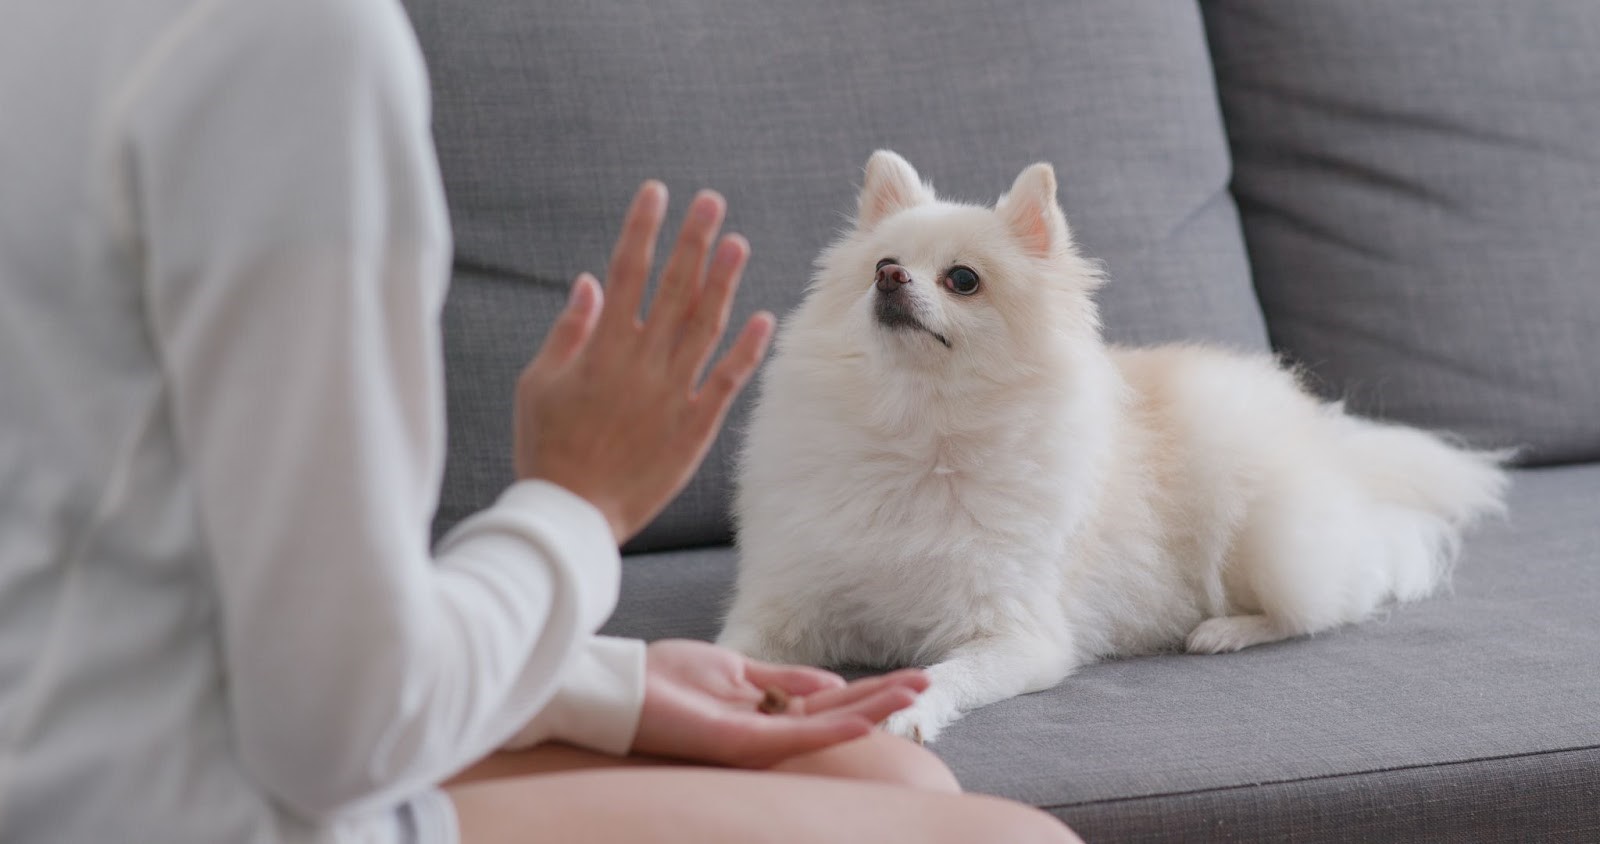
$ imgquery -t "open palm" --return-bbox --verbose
[631,640,929,769]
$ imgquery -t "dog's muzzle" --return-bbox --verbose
[872,264,951,348]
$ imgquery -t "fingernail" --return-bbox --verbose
[569,275,596,309]
[693,190,722,222]
[641,181,667,211]
[713,238,741,267]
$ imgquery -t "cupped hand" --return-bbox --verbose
[514,182,775,543]
[631,639,929,769]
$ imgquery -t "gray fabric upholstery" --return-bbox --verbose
[603,465,1600,839]
[408,0,1268,548]
[1058,747,1600,844]
[1202,2,1600,466]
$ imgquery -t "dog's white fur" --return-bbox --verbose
[717,151,1510,742]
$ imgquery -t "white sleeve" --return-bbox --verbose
[498,635,648,756]
[125,0,643,822]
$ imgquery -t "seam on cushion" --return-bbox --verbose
[450,256,550,287]
[1037,742,1600,811]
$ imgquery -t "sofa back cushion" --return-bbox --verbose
[1204,2,1600,465]
[408,0,1268,549]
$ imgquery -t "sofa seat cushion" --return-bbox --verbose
[604,464,1600,841]
[1203,2,1600,465]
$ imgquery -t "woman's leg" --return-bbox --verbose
[448,766,1081,844]
[448,732,959,793]
[775,731,959,792]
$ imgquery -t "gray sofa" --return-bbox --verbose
[405,1,1600,839]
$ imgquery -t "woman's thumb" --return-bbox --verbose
[529,273,602,376]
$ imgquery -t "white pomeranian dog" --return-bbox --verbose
[717,151,1510,743]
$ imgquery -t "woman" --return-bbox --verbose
[0,0,1079,841]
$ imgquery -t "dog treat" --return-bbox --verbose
[757,685,791,715]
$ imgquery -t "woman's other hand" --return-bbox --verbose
[632,640,930,769]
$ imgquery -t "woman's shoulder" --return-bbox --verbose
[120,0,431,138]
[201,0,425,81]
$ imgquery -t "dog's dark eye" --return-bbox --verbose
[875,258,897,272]
[944,266,980,295]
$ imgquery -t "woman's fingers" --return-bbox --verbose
[692,312,775,438]
[725,685,922,768]
[594,184,757,394]
[645,190,725,346]
[672,233,749,381]
[744,659,847,698]
[524,274,602,383]
[798,669,929,716]
[811,684,921,727]
[601,181,668,333]
[725,712,875,769]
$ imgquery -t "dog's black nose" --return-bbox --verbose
[875,264,912,293]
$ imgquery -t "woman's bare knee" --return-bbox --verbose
[964,795,1083,844]
[769,731,960,793]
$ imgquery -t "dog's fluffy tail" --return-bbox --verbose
[1332,410,1512,602]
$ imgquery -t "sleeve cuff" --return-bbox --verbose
[500,635,647,756]
[439,479,622,633]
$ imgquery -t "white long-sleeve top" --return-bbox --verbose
[0,0,646,841]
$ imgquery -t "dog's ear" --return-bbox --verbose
[998,163,1070,258]
[858,150,933,231]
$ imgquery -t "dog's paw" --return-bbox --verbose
[882,709,940,745]
[1185,615,1287,654]
[881,696,959,745]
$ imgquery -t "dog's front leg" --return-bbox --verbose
[882,632,1075,744]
